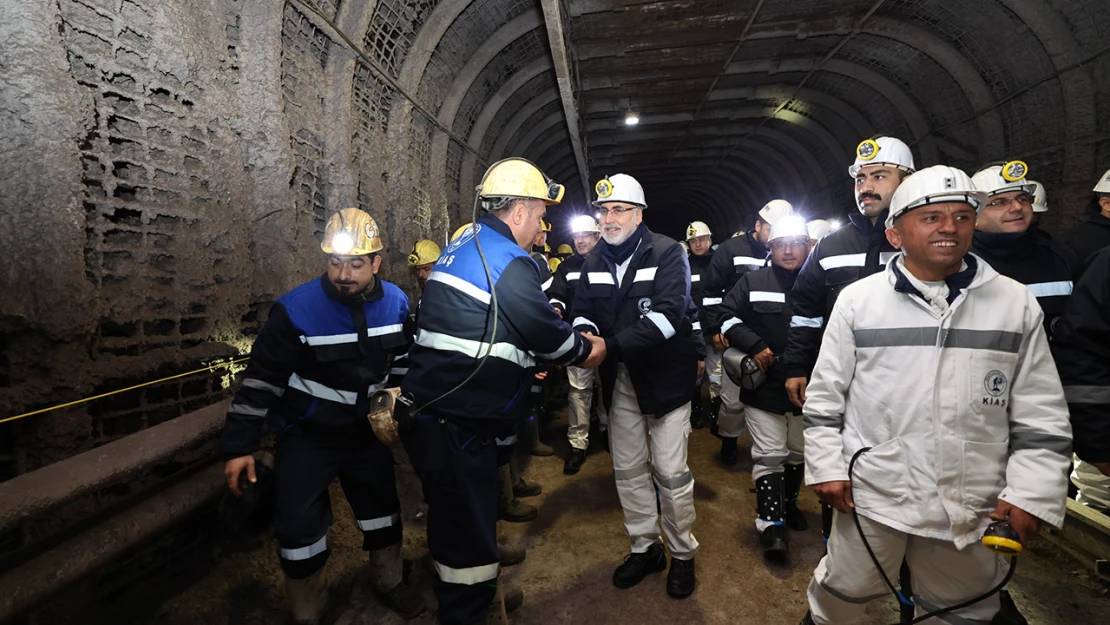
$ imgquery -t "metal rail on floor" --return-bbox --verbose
[1044,499,1110,582]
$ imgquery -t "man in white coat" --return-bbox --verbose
[799,165,1072,625]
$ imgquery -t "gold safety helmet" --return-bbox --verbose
[321,208,383,255]
[407,239,441,266]
[477,158,565,205]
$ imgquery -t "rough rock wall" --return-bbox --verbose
[0,0,456,553]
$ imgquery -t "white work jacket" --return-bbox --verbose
[803,253,1072,550]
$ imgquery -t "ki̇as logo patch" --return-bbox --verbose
[637,297,653,315]
[982,369,1009,407]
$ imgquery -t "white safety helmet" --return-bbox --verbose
[686,221,712,240]
[806,219,834,241]
[757,199,794,225]
[971,160,1036,198]
[1092,168,1110,193]
[1028,180,1048,213]
[571,214,601,234]
[593,173,647,208]
[886,165,987,229]
[849,136,916,178]
[768,215,809,242]
[679,241,690,254]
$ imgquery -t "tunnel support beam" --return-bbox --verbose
[540,0,590,196]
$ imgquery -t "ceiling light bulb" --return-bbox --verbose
[829,220,841,229]
[624,112,640,126]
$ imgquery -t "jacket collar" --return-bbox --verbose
[1084,212,1110,229]
[771,263,801,290]
[479,212,519,245]
[886,252,996,302]
[849,210,890,239]
[973,226,1040,262]
[320,272,384,305]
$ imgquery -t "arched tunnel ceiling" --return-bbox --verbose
[361,0,1105,239]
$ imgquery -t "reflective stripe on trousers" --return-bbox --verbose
[608,364,699,558]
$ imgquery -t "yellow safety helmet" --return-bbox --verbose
[321,208,383,255]
[407,239,441,266]
[544,243,551,253]
[557,243,573,255]
[542,220,552,232]
[450,223,473,242]
[548,257,562,273]
[477,158,565,206]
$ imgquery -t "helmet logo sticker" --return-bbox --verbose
[637,297,652,315]
[686,225,697,239]
[596,178,614,198]
[856,139,880,161]
[1001,160,1028,182]
[984,370,1008,397]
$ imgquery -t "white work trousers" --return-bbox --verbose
[1072,457,1110,513]
[567,365,608,451]
[704,347,722,397]
[748,407,804,482]
[609,365,699,559]
[808,511,1006,624]
[717,356,745,438]
[748,406,804,531]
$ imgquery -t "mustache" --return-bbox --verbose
[858,192,882,202]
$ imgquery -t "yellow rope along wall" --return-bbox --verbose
[0,357,250,425]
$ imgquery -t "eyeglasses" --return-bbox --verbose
[770,240,809,251]
[985,194,1032,210]
[595,206,638,218]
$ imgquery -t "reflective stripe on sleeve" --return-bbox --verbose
[645,311,676,339]
[288,373,358,405]
[791,315,823,328]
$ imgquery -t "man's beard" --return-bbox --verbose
[333,279,372,302]
[602,226,631,246]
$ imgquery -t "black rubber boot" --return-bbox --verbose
[992,590,1029,625]
[708,396,722,436]
[784,463,809,531]
[690,394,706,429]
[798,611,817,625]
[612,542,667,589]
[821,503,833,543]
[756,473,788,556]
[666,557,696,598]
[564,448,587,475]
[720,436,739,466]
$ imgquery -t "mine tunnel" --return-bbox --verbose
[2,0,1110,624]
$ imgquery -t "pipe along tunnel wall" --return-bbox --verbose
[1,0,1109,623]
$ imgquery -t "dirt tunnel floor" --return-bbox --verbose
[150,409,1109,625]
